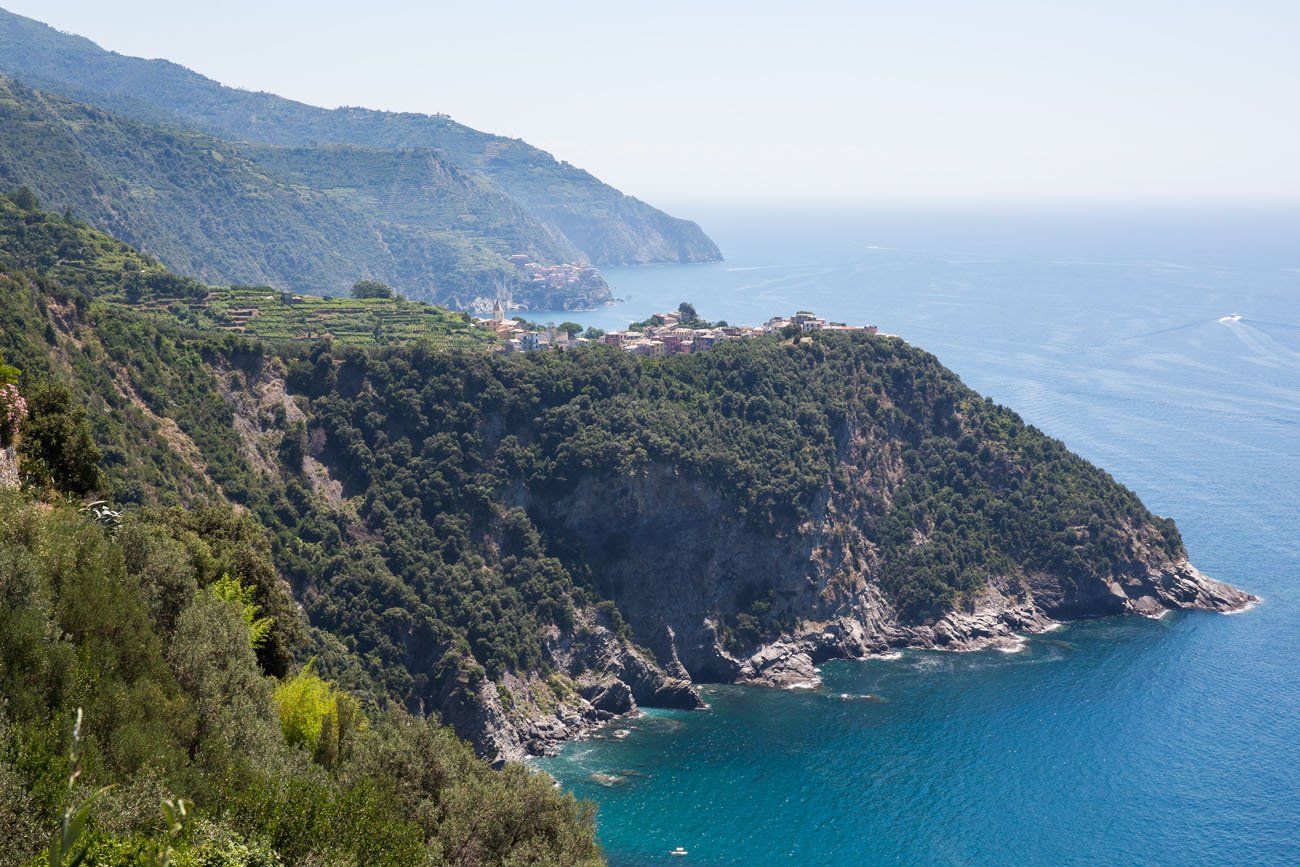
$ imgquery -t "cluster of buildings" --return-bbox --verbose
[477,301,573,352]
[506,254,597,290]
[599,310,877,357]
[477,304,878,356]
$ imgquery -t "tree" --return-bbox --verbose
[557,321,583,338]
[273,663,364,768]
[168,590,282,758]
[677,301,698,322]
[278,420,307,471]
[209,574,274,650]
[18,380,101,495]
[8,186,39,211]
[0,349,21,386]
[351,280,394,300]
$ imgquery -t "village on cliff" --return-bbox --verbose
[477,302,879,356]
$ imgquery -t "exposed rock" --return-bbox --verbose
[0,445,17,489]
[434,604,704,762]
[514,413,1257,711]
[738,640,820,689]
[456,449,1251,763]
[577,675,634,715]
[433,669,528,766]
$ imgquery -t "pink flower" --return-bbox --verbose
[0,383,27,441]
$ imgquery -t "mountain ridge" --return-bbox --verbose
[0,6,722,278]
[0,73,615,310]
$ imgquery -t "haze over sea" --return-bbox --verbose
[534,205,1300,866]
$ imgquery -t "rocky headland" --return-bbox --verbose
[436,398,1255,761]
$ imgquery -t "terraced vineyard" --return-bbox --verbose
[0,192,494,350]
[125,285,496,348]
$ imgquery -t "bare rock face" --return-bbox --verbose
[0,445,17,489]
[518,415,1256,706]
[433,605,702,762]
[577,675,634,715]
[363,422,1256,765]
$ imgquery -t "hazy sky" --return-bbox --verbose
[11,1,1300,206]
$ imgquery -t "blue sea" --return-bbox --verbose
[533,205,1300,866]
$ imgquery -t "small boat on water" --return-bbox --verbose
[669,846,689,856]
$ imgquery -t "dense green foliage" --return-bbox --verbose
[0,193,1185,708]
[0,6,720,270]
[14,379,101,495]
[0,494,601,865]
[285,329,1183,674]
[352,280,396,300]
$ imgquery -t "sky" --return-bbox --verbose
[10,1,1300,206]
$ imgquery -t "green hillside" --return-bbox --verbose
[0,75,608,310]
[0,196,600,864]
[0,6,721,268]
[0,495,600,865]
[0,191,493,349]
[2,191,1190,721]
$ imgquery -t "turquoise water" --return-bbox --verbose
[535,206,1300,865]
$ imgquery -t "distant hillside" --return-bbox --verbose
[0,6,722,269]
[0,76,610,309]
[0,190,494,350]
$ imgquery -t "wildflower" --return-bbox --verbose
[0,382,27,445]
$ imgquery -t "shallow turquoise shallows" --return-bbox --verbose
[535,205,1300,866]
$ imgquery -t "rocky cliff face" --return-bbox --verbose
[438,403,1253,763]
[431,606,701,763]
[520,413,1254,701]
[533,204,722,267]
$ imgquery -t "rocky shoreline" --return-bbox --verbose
[734,560,1255,691]
[449,559,1254,763]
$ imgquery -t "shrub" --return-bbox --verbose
[273,664,364,768]
[17,380,101,495]
[209,575,273,651]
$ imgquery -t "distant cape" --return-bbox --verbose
[0,6,721,309]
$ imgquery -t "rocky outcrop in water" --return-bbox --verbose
[434,606,701,763]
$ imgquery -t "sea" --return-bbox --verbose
[531,204,1300,866]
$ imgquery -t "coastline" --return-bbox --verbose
[514,561,1256,757]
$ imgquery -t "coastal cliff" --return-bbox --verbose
[226,331,1256,761]
[454,374,1252,756]
[0,203,1252,764]
[271,330,1249,761]
[527,463,1250,697]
